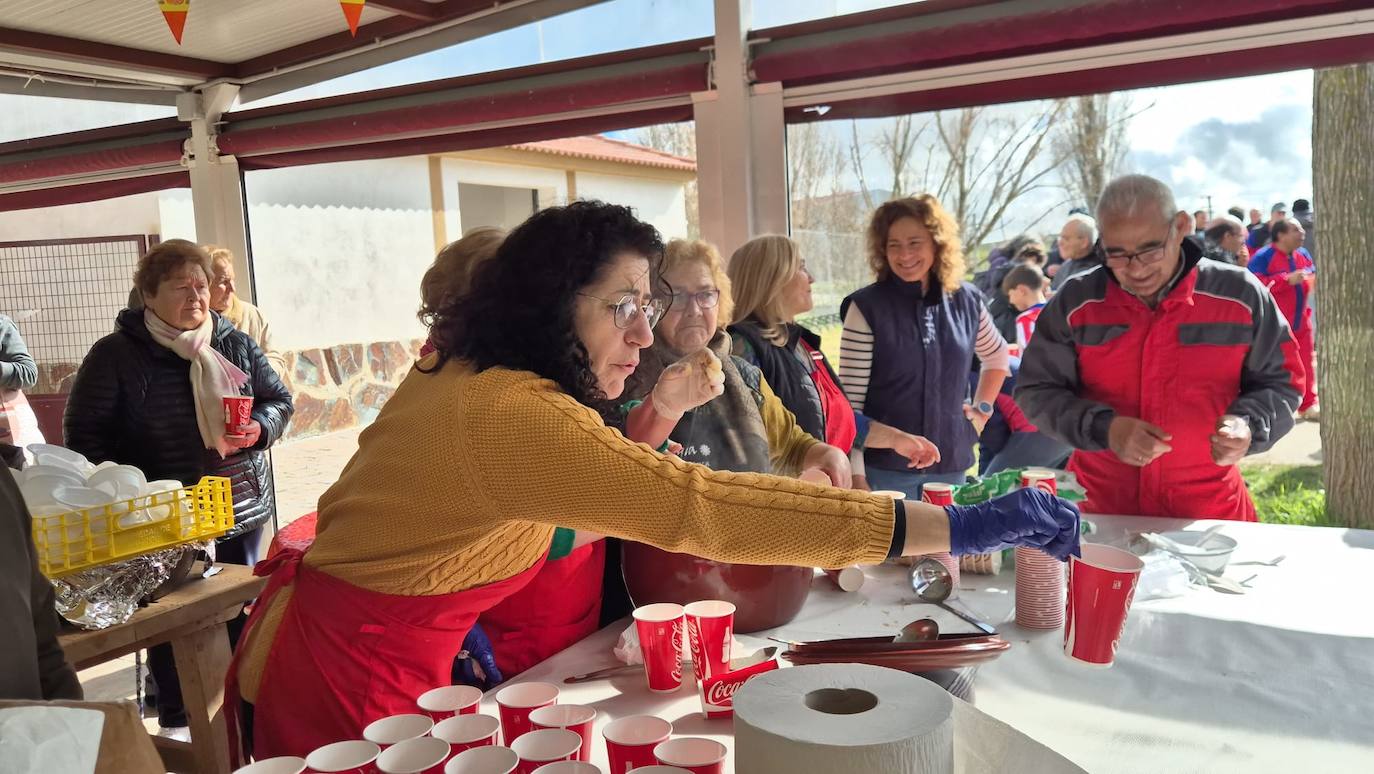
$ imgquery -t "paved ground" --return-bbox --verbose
[75,416,1322,721]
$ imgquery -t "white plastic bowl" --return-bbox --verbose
[1161,530,1238,574]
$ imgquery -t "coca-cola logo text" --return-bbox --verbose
[670,620,684,683]
[705,678,742,706]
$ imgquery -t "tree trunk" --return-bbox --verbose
[1313,64,1374,528]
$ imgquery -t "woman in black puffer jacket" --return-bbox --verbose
[63,239,292,731]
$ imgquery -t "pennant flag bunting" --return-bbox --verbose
[158,0,190,44]
[340,0,366,36]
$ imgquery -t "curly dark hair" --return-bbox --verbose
[426,200,666,413]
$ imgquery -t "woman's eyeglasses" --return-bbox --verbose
[578,292,669,330]
[667,289,721,311]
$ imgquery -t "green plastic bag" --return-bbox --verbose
[951,468,1087,505]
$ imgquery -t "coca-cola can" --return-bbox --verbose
[921,482,955,506]
[1021,468,1058,495]
[697,657,780,719]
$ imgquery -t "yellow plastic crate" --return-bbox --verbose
[32,476,234,579]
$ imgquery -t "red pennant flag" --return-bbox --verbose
[340,0,366,36]
[159,0,190,45]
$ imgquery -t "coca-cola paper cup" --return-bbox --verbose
[683,600,734,681]
[697,656,780,719]
[377,737,450,774]
[495,682,559,746]
[234,757,306,774]
[433,714,501,753]
[306,739,381,773]
[1065,543,1143,667]
[223,395,253,433]
[364,715,435,749]
[920,482,955,506]
[444,746,519,774]
[530,763,600,774]
[632,603,685,693]
[511,729,581,774]
[653,738,726,774]
[529,705,596,763]
[603,715,672,774]
[418,685,483,722]
[1021,468,1058,494]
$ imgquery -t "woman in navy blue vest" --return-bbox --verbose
[839,196,1011,499]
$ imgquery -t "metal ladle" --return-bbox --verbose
[911,558,997,635]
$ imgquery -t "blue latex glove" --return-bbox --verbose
[452,623,504,690]
[945,488,1081,561]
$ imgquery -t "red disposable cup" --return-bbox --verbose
[419,685,484,721]
[510,729,581,774]
[920,482,955,506]
[377,737,451,774]
[305,739,381,773]
[529,705,597,763]
[444,746,519,774]
[234,757,307,774]
[364,715,435,749]
[683,600,734,681]
[433,714,501,753]
[1065,543,1144,667]
[603,715,672,774]
[495,682,559,746]
[223,395,253,433]
[627,768,692,773]
[1021,468,1058,495]
[632,603,686,693]
[1015,547,1065,629]
[530,763,601,774]
[652,738,726,774]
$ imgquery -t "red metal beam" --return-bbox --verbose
[367,0,443,20]
[0,26,229,80]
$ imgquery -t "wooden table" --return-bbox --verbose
[58,564,266,774]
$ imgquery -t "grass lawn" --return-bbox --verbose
[1241,464,1332,527]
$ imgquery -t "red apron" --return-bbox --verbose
[478,541,605,679]
[226,548,547,764]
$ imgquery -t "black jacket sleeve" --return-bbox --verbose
[245,337,293,451]
[62,335,126,465]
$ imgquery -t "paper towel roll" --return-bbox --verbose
[733,663,954,774]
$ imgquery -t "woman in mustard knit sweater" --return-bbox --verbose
[227,201,1081,762]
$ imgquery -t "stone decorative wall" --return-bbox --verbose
[32,338,426,443]
[280,339,425,440]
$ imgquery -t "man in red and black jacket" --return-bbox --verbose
[1016,175,1303,521]
[1248,218,1318,421]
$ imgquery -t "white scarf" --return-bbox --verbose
[144,309,250,458]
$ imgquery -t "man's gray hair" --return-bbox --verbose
[1096,174,1177,226]
[1064,213,1098,243]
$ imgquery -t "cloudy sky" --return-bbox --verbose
[0,0,1315,236]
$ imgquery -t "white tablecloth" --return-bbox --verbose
[485,516,1374,773]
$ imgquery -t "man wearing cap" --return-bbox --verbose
[1292,198,1316,262]
[1248,217,1318,421]
[1247,202,1287,252]
[1017,174,1303,521]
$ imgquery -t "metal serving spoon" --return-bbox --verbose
[911,558,997,635]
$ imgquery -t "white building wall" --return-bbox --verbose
[438,157,567,237]
[573,172,688,239]
[0,190,162,241]
[236,157,438,352]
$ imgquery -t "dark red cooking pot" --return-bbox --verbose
[621,543,813,633]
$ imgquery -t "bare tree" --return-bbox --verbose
[634,123,700,238]
[787,122,849,231]
[930,104,1067,259]
[1054,93,1140,210]
[1313,63,1374,528]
